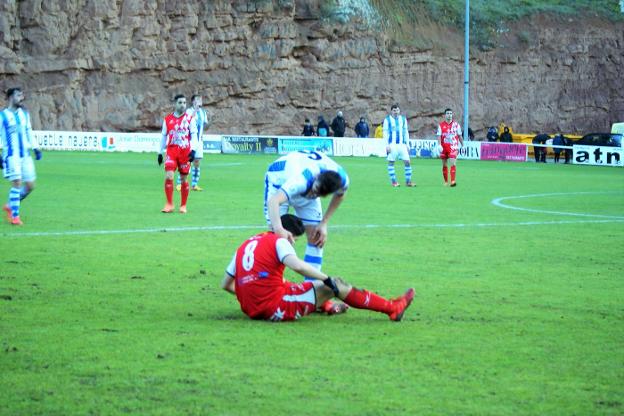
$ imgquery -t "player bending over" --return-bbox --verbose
[264,150,349,315]
[221,214,415,322]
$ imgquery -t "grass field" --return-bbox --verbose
[1,151,623,415]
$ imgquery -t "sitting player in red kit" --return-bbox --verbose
[221,214,415,322]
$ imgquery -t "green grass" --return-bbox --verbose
[1,152,623,415]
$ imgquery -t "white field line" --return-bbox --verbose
[3,192,622,238]
[491,191,624,219]
[2,218,623,238]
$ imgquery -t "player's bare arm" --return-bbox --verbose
[221,273,235,294]
[282,254,328,280]
[267,190,295,243]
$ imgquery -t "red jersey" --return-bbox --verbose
[230,232,294,319]
[160,112,197,153]
[437,120,462,147]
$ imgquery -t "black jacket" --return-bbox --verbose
[331,116,346,137]
[302,124,315,136]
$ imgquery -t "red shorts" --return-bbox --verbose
[440,144,458,160]
[164,146,191,175]
[267,281,317,322]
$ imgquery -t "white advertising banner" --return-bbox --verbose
[34,130,102,151]
[33,130,160,152]
[333,138,386,157]
[33,130,222,153]
[457,141,481,160]
[573,145,623,167]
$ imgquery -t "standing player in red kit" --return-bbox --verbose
[436,108,463,187]
[221,214,415,322]
[158,94,198,213]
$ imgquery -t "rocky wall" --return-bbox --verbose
[0,0,622,137]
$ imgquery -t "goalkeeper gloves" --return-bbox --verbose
[323,277,340,297]
[157,154,163,165]
[188,150,196,163]
[34,149,42,160]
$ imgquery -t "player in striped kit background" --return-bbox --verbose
[383,103,414,187]
[1,88,42,226]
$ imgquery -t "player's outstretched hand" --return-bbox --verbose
[310,223,328,248]
[34,149,42,160]
[157,154,163,166]
[188,150,196,163]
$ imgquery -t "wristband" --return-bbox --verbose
[323,277,339,297]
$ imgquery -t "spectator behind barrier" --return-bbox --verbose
[487,126,499,142]
[302,118,315,137]
[354,117,370,138]
[331,111,347,138]
[552,133,565,163]
[532,132,550,163]
[500,127,512,143]
[317,115,330,137]
[374,122,383,139]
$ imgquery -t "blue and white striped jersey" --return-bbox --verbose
[187,107,207,136]
[0,108,36,158]
[383,115,410,144]
[266,151,349,200]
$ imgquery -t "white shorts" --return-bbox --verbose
[386,144,410,162]
[194,143,204,160]
[3,155,36,182]
[264,179,322,226]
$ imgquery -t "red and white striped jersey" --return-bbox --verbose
[160,112,197,153]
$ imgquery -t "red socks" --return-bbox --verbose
[450,165,456,182]
[344,288,392,314]
[180,182,189,206]
[442,166,448,183]
[164,179,173,204]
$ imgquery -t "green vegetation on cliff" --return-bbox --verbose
[325,0,623,49]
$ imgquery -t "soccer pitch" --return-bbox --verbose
[1,151,623,415]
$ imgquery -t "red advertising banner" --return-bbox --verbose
[480,143,527,162]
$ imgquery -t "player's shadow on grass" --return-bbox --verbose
[211,312,250,321]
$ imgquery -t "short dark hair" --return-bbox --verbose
[316,171,343,196]
[281,214,306,236]
[305,118,310,123]
[6,88,21,99]
[174,94,185,102]
[444,108,453,113]
[391,103,399,110]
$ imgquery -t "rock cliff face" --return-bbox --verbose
[0,0,622,137]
